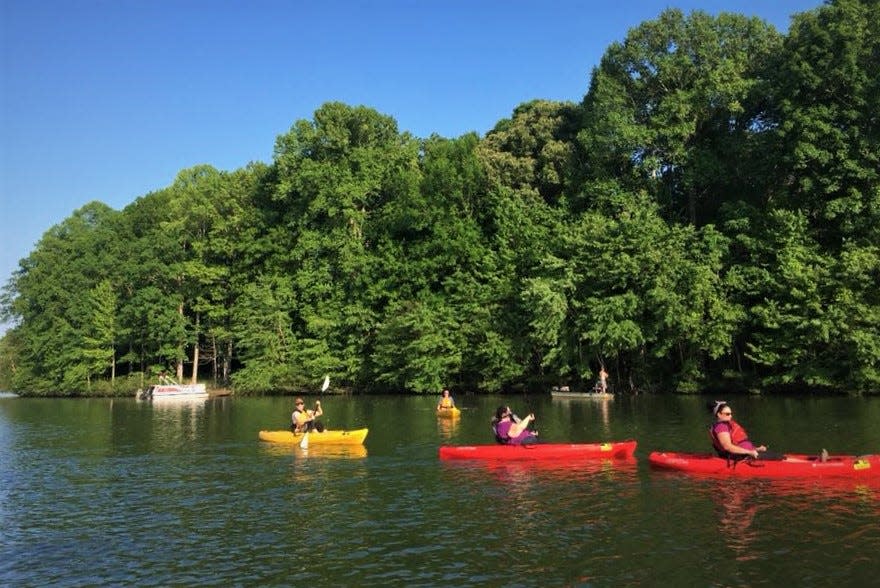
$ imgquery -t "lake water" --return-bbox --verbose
[2,392,880,586]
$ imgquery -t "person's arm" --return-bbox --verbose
[508,414,534,438]
[313,401,322,418]
[716,430,759,458]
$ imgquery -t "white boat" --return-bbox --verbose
[550,386,613,399]
[137,382,208,400]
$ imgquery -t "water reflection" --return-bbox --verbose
[149,396,209,410]
[436,415,459,441]
[443,457,638,485]
[680,473,880,568]
[550,395,614,437]
[260,443,368,460]
[712,481,761,561]
[762,476,880,509]
[4,394,880,587]
[145,397,208,447]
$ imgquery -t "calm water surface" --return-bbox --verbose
[2,392,880,586]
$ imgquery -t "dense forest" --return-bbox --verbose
[1,1,878,397]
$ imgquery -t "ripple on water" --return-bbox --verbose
[4,395,880,586]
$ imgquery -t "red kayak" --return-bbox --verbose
[439,440,637,461]
[648,451,880,479]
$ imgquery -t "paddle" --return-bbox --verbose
[300,376,331,449]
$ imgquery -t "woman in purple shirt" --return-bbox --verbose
[492,406,539,445]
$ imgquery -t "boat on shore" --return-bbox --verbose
[137,382,208,400]
[258,428,369,445]
[551,389,614,399]
[439,440,637,461]
[648,451,880,479]
[550,385,613,399]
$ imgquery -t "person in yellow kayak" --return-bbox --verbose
[292,397,324,433]
[437,388,456,411]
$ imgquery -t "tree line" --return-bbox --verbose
[1,1,878,396]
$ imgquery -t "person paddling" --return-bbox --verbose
[292,397,324,433]
[492,405,538,445]
[708,401,784,461]
[437,388,456,411]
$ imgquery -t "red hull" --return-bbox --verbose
[649,451,880,479]
[439,440,637,460]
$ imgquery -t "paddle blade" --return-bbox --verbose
[300,431,309,449]
[321,376,330,392]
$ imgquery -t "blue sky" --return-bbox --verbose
[1,0,820,328]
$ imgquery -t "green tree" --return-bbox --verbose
[723,0,880,393]
[231,275,298,392]
[477,99,580,206]
[115,186,187,381]
[161,165,233,383]
[477,102,580,384]
[564,189,740,392]
[271,103,423,389]
[4,202,123,393]
[367,133,511,391]
[81,279,118,389]
[770,0,880,248]
[370,296,462,392]
[206,163,273,385]
[738,210,841,388]
[580,9,782,225]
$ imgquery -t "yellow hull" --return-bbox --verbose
[258,428,368,445]
[436,407,461,419]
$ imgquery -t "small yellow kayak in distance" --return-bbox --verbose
[258,428,368,445]
[436,406,461,419]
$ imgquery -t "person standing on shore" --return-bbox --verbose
[598,366,609,393]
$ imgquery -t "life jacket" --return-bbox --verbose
[492,419,510,444]
[291,409,308,431]
[439,397,454,409]
[494,418,539,446]
[709,420,751,457]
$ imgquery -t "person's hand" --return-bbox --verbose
[751,450,759,458]
[756,445,766,452]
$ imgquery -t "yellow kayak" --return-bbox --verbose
[436,406,461,419]
[258,428,368,445]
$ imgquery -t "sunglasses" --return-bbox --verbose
[719,411,732,416]
[296,402,304,405]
